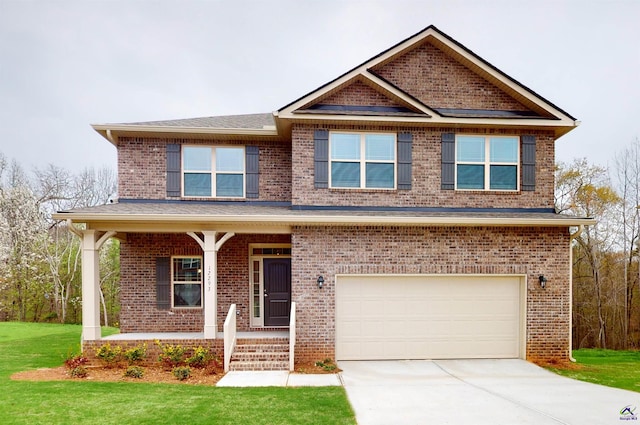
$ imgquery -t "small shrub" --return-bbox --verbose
[64,353,89,370]
[95,343,123,367]
[70,366,88,378]
[124,366,145,379]
[123,343,147,365]
[172,366,191,381]
[186,346,213,368]
[155,340,185,368]
[315,358,337,372]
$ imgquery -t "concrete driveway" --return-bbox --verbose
[339,359,640,425]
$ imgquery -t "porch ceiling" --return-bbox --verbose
[52,201,595,233]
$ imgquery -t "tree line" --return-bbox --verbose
[557,139,640,349]
[0,152,119,325]
[1,139,640,350]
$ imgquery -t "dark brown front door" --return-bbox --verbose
[263,258,291,327]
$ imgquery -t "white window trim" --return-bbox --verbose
[248,244,292,328]
[454,135,520,191]
[171,255,203,309]
[329,132,397,190]
[182,145,246,198]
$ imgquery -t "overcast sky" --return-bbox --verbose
[1,0,638,174]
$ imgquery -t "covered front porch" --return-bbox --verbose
[53,203,299,371]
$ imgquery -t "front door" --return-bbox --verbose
[263,258,291,327]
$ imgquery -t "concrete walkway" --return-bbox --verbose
[339,359,640,425]
[216,371,342,387]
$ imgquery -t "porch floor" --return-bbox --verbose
[102,331,289,341]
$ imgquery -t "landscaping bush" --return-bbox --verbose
[155,341,186,368]
[95,343,123,367]
[123,343,147,365]
[172,366,191,381]
[315,358,337,372]
[69,366,88,378]
[124,366,145,379]
[64,353,89,370]
[185,346,213,369]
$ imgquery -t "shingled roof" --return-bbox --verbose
[125,113,275,129]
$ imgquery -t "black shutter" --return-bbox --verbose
[314,130,329,188]
[156,257,171,310]
[521,135,536,191]
[245,146,259,198]
[441,133,455,190]
[166,144,181,197]
[397,132,412,190]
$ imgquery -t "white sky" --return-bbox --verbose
[0,0,638,173]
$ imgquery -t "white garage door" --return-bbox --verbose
[336,275,523,360]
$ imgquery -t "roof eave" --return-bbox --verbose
[275,112,578,137]
[91,123,283,145]
[53,211,596,228]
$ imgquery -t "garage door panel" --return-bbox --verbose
[336,275,522,360]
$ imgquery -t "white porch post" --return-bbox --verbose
[81,230,101,341]
[188,231,235,339]
[202,231,217,339]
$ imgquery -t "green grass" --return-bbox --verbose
[0,322,355,425]
[548,349,640,393]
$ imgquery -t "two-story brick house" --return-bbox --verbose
[55,25,593,369]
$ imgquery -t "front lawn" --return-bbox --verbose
[547,349,640,393]
[0,322,355,425]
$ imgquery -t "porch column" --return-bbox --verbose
[81,230,101,341]
[202,231,217,339]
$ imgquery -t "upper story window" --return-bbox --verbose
[330,132,396,189]
[182,146,245,198]
[456,135,519,191]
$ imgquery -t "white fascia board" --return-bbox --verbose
[359,72,436,116]
[56,212,596,228]
[91,124,280,144]
[276,112,575,130]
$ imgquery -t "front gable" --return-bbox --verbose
[277,25,577,136]
[370,40,535,114]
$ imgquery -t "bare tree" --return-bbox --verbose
[556,158,621,348]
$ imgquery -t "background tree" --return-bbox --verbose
[0,152,118,325]
[556,158,622,348]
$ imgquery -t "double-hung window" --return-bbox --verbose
[172,256,202,308]
[456,135,519,190]
[330,132,396,189]
[182,146,245,197]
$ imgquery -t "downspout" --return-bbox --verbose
[568,225,584,362]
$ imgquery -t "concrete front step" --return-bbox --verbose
[234,344,289,353]
[231,352,289,362]
[229,360,290,371]
[230,339,290,371]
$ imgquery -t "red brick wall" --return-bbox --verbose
[315,79,406,107]
[117,137,292,201]
[372,40,530,111]
[291,124,555,209]
[119,233,290,333]
[291,225,570,363]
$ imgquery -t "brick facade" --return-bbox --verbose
[291,225,571,363]
[117,137,292,201]
[291,124,555,208]
[94,28,578,366]
[119,233,290,334]
[371,40,530,112]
